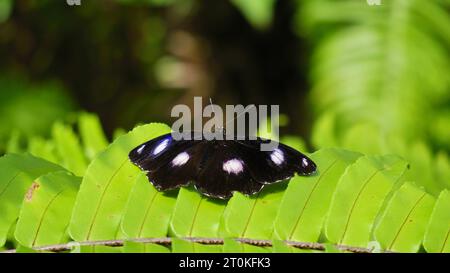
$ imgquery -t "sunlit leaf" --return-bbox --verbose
[121,173,177,238]
[274,148,361,242]
[6,130,22,154]
[423,190,450,253]
[325,155,409,247]
[280,136,308,153]
[311,112,339,150]
[0,0,12,23]
[52,122,88,176]
[221,182,286,240]
[231,0,275,30]
[0,154,63,247]
[272,240,293,253]
[170,187,226,238]
[15,245,39,253]
[28,137,59,164]
[69,123,171,242]
[374,183,435,252]
[15,171,81,247]
[78,113,109,160]
[342,123,385,155]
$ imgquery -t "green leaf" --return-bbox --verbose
[231,0,276,30]
[14,171,81,248]
[123,241,170,253]
[69,123,171,242]
[171,238,195,253]
[28,137,59,164]
[170,187,226,237]
[374,182,435,252]
[423,190,450,253]
[220,183,287,240]
[342,123,385,155]
[325,155,408,247]
[52,122,88,176]
[304,0,450,195]
[0,0,12,23]
[324,243,341,253]
[15,245,39,253]
[434,152,450,190]
[6,130,22,154]
[272,240,294,253]
[78,113,109,160]
[311,112,339,150]
[0,154,63,246]
[402,141,440,196]
[222,238,243,253]
[121,173,177,238]
[274,148,361,242]
[280,136,308,153]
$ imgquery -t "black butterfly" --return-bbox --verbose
[129,131,316,199]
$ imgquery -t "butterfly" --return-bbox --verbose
[129,131,317,199]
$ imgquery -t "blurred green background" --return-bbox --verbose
[0,0,449,194]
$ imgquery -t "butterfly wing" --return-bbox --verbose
[235,137,316,184]
[129,133,202,190]
[194,142,264,199]
[130,132,316,199]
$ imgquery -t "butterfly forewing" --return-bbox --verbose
[147,140,206,191]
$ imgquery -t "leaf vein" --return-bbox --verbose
[137,192,158,238]
[388,192,427,250]
[288,160,338,240]
[32,189,65,247]
[340,169,381,244]
[86,159,129,240]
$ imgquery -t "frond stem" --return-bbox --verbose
[0,237,391,253]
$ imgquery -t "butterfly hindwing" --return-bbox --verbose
[194,142,264,199]
[236,138,316,184]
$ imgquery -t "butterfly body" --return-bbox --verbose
[129,131,316,199]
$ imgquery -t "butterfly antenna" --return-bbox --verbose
[224,104,256,128]
[209,98,223,133]
[209,98,215,114]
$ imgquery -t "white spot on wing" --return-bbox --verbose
[153,139,169,155]
[171,152,190,166]
[137,145,146,154]
[302,158,309,167]
[223,158,244,175]
[270,148,284,166]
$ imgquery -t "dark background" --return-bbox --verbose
[0,0,312,137]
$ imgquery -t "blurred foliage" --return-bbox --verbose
[0,0,12,23]
[0,76,75,153]
[231,0,276,29]
[293,0,450,195]
[298,0,450,153]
